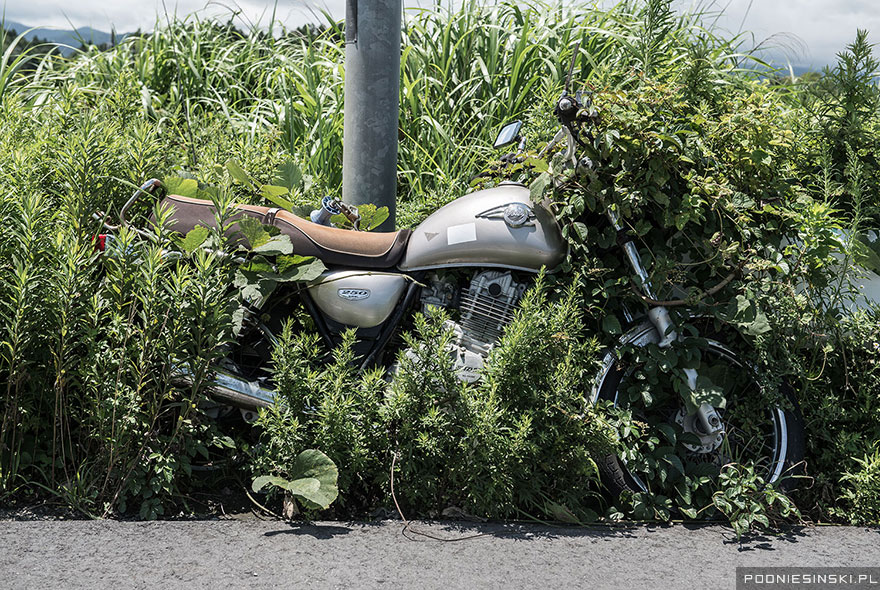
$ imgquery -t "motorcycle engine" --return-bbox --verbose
[419,270,528,382]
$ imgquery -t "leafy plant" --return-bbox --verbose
[837,445,880,525]
[712,464,800,539]
[252,449,339,511]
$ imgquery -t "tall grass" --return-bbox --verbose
[11,0,755,204]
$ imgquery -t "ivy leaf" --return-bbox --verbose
[164,177,199,198]
[572,222,589,242]
[657,423,677,445]
[275,257,326,283]
[181,226,210,253]
[674,480,692,504]
[743,310,771,336]
[735,294,752,316]
[679,506,698,519]
[252,234,293,256]
[664,453,685,476]
[602,315,622,335]
[682,373,727,413]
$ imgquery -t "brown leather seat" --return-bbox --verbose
[158,194,410,269]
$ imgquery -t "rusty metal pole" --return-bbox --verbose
[342,0,401,231]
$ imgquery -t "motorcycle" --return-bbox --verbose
[98,89,805,498]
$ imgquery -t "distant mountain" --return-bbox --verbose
[2,20,131,54]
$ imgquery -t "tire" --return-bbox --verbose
[596,338,805,498]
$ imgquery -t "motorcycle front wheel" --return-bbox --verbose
[594,335,806,498]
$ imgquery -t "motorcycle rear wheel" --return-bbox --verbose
[595,337,805,498]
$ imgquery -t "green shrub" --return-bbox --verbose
[837,445,880,525]
[254,326,389,516]
[254,279,615,521]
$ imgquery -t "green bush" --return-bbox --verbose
[837,445,880,525]
[254,279,615,521]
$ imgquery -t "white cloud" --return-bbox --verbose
[2,0,327,32]
[680,0,880,68]
[3,0,876,68]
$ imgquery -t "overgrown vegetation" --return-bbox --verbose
[253,281,613,522]
[0,0,877,530]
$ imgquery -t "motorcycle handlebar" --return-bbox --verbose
[120,179,164,229]
[93,178,164,237]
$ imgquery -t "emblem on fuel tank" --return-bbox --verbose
[475,202,536,228]
[338,288,371,301]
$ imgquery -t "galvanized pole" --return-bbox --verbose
[342,0,401,232]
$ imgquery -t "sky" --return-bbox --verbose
[2,0,879,70]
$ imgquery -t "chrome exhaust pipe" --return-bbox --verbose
[209,370,275,409]
[176,367,275,409]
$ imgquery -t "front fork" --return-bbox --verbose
[606,208,724,438]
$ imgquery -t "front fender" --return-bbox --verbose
[589,320,659,403]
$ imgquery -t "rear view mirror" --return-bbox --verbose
[493,120,523,149]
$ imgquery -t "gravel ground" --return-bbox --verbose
[1,518,878,589]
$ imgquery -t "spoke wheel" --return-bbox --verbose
[596,338,805,497]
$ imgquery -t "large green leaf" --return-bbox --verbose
[742,310,771,336]
[164,177,199,198]
[853,232,880,274]
[181,226,210,253]
[359,204,390,231]
[260,185,296,212]
[238,217,271,249]
[252,450,338,511]
[226,159,254,187]
[330,204,390,231]
[274,160,303,191]
[241,255,275,274]
[289,449,338,510]
[275,257,326,283]
[283,478,321,497]
[252,475,292,493]
[252,234,293,256]
[729,295,772,336]
[234,269,277,303]
[529,172,552,202]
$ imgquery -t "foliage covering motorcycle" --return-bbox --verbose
[102,83,806,514]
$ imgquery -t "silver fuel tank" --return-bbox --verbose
[398,183,566,272]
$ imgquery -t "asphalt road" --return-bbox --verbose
[1,518,878,589]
